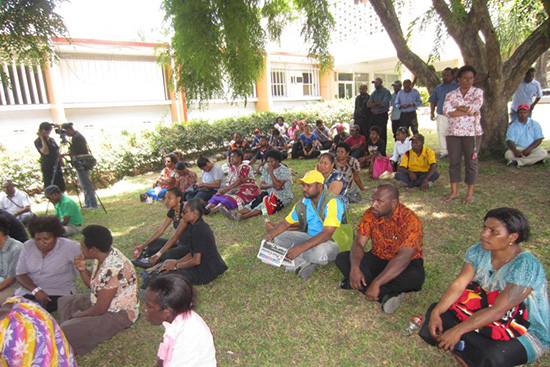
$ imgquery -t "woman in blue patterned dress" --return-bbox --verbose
[419,207,550,367]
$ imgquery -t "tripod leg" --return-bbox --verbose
[96,193,107,214]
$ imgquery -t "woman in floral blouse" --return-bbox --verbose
[205,149,260,215]
[443,65,484,204]
[57,225,138,355]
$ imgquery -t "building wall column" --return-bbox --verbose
[166,64,182,123]
[43,62,66,124]
[319,68,335,101]
[255,56,271,112]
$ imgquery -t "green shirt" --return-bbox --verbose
[54,195,82,226]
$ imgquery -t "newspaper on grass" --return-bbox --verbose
[257,240,295,267]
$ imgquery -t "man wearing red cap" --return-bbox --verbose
[505,104,547,166]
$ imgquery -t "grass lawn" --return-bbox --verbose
[65,128,550,367]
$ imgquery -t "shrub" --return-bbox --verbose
[1,100,354,195]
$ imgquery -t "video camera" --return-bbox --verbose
[50,123,69,144]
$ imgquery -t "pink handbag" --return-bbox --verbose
[372,156,393,179]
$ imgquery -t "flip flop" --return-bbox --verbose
[219,207,236,221]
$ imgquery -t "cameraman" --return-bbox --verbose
[34,122,66,191]
[61,123,98,209]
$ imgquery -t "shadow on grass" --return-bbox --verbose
[75,130,550,367]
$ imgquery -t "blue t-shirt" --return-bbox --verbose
[299,134,318,148]
[506,118,545,148]
[429,81,459,115]
[465,243,550,362]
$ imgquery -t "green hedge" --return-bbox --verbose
[0,100,354,195]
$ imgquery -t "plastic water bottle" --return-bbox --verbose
[132,245,142,258]
[261,206,269,223]
[454,340,465,352]
[403,315,423,335]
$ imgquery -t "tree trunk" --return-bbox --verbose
[535,50,548,88]
[479,86,509,153]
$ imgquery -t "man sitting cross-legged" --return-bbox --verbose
[394,134,440,190]
[505,104,547,167]
[264,170,344,279]
[336,184,425,314]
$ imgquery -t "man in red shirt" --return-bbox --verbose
[336,184,425,314]
[344,125,366,159]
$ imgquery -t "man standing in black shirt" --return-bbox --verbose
[34,122,66,191]
[354,84,371,137]
[62,123,98,209]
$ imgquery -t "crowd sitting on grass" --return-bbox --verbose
[2,79,549,366]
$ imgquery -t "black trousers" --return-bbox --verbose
[335,250,425,301]
[391,119,405,140]
[144,238,189,261]
[371,112,389,145]
[42,163,66,191]
[399,111,419,135]
[355,115,372,137]
[419,303,528,367]
[24,294,62,312]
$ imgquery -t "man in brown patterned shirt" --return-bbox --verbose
[336,184,425,314]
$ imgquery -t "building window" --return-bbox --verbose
[0,63,49,106]
[58,54,168,103]
[336,72,369,99]
[271,65,320,99]
[374,73,400,86]
[271,70,287,97]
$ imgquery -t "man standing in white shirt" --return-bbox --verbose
[510,67,542,122]
[0,180,34,225]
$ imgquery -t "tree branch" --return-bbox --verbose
[431,0,486,67]
[369,0,440,91]
[472,0,501,77]
[503,19,550,94]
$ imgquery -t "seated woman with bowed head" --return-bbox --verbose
[143,199,227,289]
[144,273,216,367]
[133,187,190,268]
[419,207,550,367]
[15,215,81,312]
[58,225,138,355]
[204,149,260,215]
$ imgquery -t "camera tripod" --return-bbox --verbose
[46,138,107,214]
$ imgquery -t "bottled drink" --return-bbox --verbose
[403,315,423,335]
[133,245,142,258]
[454,340,465,352]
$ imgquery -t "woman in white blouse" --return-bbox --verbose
[389,126,412,171]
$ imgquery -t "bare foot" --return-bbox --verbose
[463,196,475,204]
[443,194,458,202]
